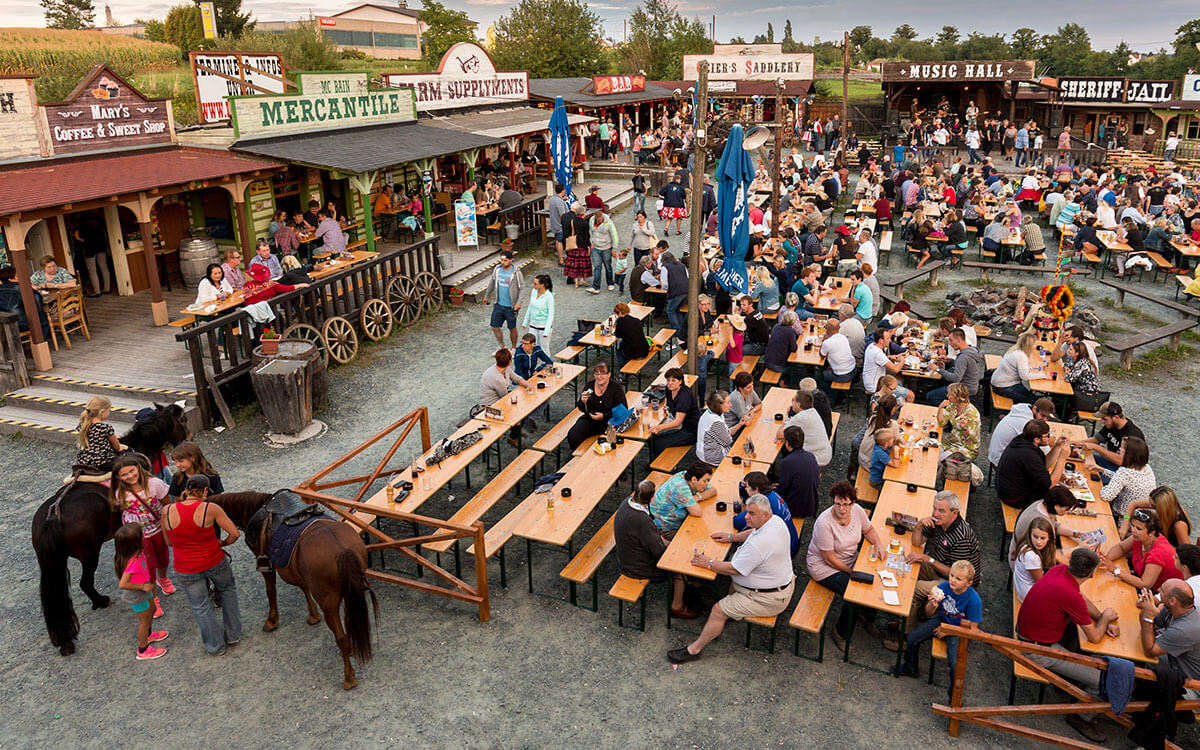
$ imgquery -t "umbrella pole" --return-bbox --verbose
[686,62,710,379]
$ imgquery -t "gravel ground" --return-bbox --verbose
[1,194,1197,749]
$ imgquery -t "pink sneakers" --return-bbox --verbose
[148,630,169,643]
[136,645,166,660]
[153,598,163,618]
[157,577,175,595]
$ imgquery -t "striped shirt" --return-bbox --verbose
[696,410,732,465]
[922,515,982,587]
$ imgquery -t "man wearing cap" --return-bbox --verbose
[1072,402,1145,472]
[483,250,524,349]
[667,493,795,663]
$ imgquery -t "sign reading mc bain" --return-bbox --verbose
[230,71,416,139]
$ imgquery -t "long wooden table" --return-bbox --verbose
[309,250,377,280]
[788,319,829,368]
[656,458,742,582]
[812,277,851,313]
[726,387,796,465]
[882,402,942,488]
[984,353,1073,398]
[477,363,585,428]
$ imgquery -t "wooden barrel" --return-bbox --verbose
[179,233,220,288]
[252,340,327,411]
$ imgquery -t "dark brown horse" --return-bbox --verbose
[208,491,378,690]
[32,403,189,655]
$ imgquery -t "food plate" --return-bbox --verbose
[879,571,898,588]
[882,590,900,606]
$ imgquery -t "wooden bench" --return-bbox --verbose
[1096,277,1200,319]
[345,235,382,252]
[988,389,1013,432]
[888,259,945,299]
[555,344,586,362]
[1074,409,1098,435]
[1000,501,1021,561]
[878,230,893,266]
[1104,318,1197,370]
[878,290,935,322]
[465,494,546,588]
[1174,273,1200,303]
[423,449,543,575]
[759,368,785,386]
[1145,251,1173,282]
[650,445,691,473]
[744,613,779,653]
[619,328,675,387]
[789,579,836,661]
[533,408,581,461]
[729,355,760,380]
[560,510,619,611]
[609,575,652,630]
[168,316,196,329]
[963,261,1091,282]
[943,477,971,518]
[854,466,880,506]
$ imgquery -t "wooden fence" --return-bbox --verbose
[902,145,1108,169]
[495,195,547,255]
[175,237,441,428]
[0,311,30,393]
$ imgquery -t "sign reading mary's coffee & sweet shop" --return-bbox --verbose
[41,65,173,155]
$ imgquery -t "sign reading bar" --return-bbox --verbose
[684,49,814,81]
[1058,77,1126,103]
[318,17,336,26]
[593,75,645,95]
[43,65,173,155]
[382,42,527,112]
[881,60,1035,83]
[1184,74,1200,102]
[229,71,415,139]
[1125,80,1174,104]
[190,51,287,123]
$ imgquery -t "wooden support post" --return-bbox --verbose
[4,218,52,370]
[930,265,940,287]
[349,172,377,253]
[139,220,168,325]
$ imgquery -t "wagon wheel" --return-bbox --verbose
[414,271,445,315]
[359,298,393,341]
[321,316,359,364]
[281,323,329,367]
[387,274,422,326]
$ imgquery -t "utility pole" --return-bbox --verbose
[842,30,850,145]
[685,61,709,378]
[770,78,783,240]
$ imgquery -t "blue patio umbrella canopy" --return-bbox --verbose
[713,124,754,295]
[548,95,575,203]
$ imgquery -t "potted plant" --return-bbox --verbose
[260,326,281,355]
[448,287,466,306]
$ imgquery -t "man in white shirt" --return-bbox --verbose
[837,303,866,368]
[986,397,1055,467]
[778,390,832,467]
[819,319,856,391]
[856,227,878,270]
[862,321,903,393]
[667,494,794,662]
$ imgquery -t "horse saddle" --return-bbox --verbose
[247,490,330,571]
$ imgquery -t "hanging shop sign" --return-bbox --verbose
[190,52,287,123]
[1125,80,1174,104]
[593,75,645,95]
[42,65,173,156]
[881,60,1035,83]
[0,76,51,160]
[1183,74,1200,102]
[229,70,415,139]
[381,42,527,112]
[684,49,813,81]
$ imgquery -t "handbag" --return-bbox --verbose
[1072,389,1109,415]
[564,217,578,251]
[941,452,973,482]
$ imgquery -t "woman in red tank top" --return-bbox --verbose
[163,475,243,655]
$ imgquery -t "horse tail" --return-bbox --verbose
[34,515,79,656]
[337,548,377,665]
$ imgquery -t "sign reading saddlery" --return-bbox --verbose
[684,46,814,81]
[42,65,173,155]
[881,60,1035,82]
[382,42,527,112]
[229,71,416,139]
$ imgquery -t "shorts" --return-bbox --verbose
[130,598,151,613]
[490,304,517,329]
[719,579,794,621]
[661,206,688,219]
[554,231,564,245]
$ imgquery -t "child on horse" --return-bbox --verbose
[114,523,169,660]
[75,396,122,472]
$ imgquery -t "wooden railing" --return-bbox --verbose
[495,195,546,255]
[175,237,441,428]
[931,625,1200,749]
[0,311,30,393]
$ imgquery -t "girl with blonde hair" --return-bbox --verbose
[76,395,122,470]
[110,454,174,603]
[991,331,1038,404]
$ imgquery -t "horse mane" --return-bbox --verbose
[206,491,273,529]
[121,403,186,456]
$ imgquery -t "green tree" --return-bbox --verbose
[728,36,746,44]
[217,22,342,72]
[197,0,253,38]
[41,0,94,29]
[622,0,709,80]
[418,0,475,67]
[137,17,167,41]
[782,20,797,52]
[492,0,604,77]
[1010,27,1039,58]
[766,22,774,44]
[849,25,873,48]
[1038,23,1092,76]
[164,3,204,58]
[891,24,917,43]
[935,25,959,58]
[958,32,1010,60]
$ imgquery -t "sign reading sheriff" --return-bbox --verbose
[381,43,527,112]
[1057,77,1175,105]
[42,65,173,155]
[684,45,814,81]
[882,60,1036,82]
[228,71,415,139]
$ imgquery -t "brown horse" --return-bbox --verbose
[208,491,378,690]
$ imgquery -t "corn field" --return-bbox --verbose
[0,28,180,103]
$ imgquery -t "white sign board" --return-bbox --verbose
[229,71,416,139]
[684,50,813,81]
[382,42,527,112]
[1182,74,1200,102]
[191,52,286,123]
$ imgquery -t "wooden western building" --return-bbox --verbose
[882,60,1041,125]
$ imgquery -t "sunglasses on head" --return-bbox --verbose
[1132,508,1151,523]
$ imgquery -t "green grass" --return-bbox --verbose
[1103,343,1196,378]
[813,80,881,99]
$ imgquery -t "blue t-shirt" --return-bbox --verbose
[933,581,983,626]
[893,145,905,163]
[852,282,873,320]
[790,278,811,302]
[495,267,515,308]
[869,443,891,484]
[733,490,799,558]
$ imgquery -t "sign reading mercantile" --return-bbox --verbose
[229,71,416,139]
[382,43,527,112]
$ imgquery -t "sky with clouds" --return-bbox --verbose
[3,0,1195,52]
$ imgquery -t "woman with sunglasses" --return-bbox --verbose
[1100,508,1185,594]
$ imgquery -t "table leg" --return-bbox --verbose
[843,603,857,662]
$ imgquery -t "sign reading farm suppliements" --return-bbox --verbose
[382,42,528,112]
[42,65,172,155]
